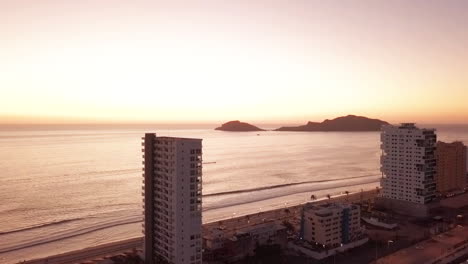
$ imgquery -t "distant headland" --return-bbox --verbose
[275,115,389,132]
[215,121,265,132]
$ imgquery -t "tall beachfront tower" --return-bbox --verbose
[380,123,437,204]
[142,134,203,264]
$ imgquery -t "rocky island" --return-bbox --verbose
[275,115,389,131]
[215,121,265,132]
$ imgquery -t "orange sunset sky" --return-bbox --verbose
[1,0,468,125]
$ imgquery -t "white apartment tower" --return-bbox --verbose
[142,134,203,264]
[301,203,363,248]
[380,123,437,204]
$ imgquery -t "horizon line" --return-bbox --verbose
[1,121,468,127]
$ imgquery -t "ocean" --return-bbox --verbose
[0,124,467,263]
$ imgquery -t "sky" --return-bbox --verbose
[1,0,468,124]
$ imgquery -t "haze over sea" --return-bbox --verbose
[0,124,467,263]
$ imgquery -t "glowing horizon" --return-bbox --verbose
[2,1,468,125]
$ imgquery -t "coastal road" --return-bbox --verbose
[203,189,378,235]
[22,237,142,264]
[21,190,377,264]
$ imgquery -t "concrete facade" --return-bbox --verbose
[301,203,363,248]
[380,123,437,204]
[436,141,467,194]
[142,134,203,264]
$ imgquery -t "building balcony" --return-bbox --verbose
[423,155,435,160]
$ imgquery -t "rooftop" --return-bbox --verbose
[156,136,202,141]
[400,123,417,129]
[382,123,436,133]
[143,133,202,141]
[377,226,468,264]
[204,220,284,240]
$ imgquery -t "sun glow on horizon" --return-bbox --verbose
[2,1,468,125]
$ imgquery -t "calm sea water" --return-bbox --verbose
[0,125,467,263]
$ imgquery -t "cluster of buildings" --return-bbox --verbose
[140,123,467,263]
[203,220,287,262]
[379,123,467,217]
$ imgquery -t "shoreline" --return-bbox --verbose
[21,189,378,264]
[21,237,142,264]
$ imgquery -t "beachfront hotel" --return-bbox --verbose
[288,202,368,260]
[435,141,467,194]
[379,123,437,216]
[142,134,203,264]
[301,203,363,247]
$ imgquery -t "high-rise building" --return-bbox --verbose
[380,123,437,204]
[301,203,363,248]
[142,133,203,264]
[436,141,467,194]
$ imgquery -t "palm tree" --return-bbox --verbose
[326,194,331,200]
[310,194,316,201]
[344,190,350,202]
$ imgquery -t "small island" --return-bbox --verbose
[275,115,389,132]
[215,121,265,132]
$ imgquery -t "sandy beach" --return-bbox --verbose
[20,189,378,264]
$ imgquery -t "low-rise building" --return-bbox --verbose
[203,220,287,262]
[288,203,368,260]
[301,203,363,248]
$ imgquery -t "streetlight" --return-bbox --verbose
[387,240,393,250]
